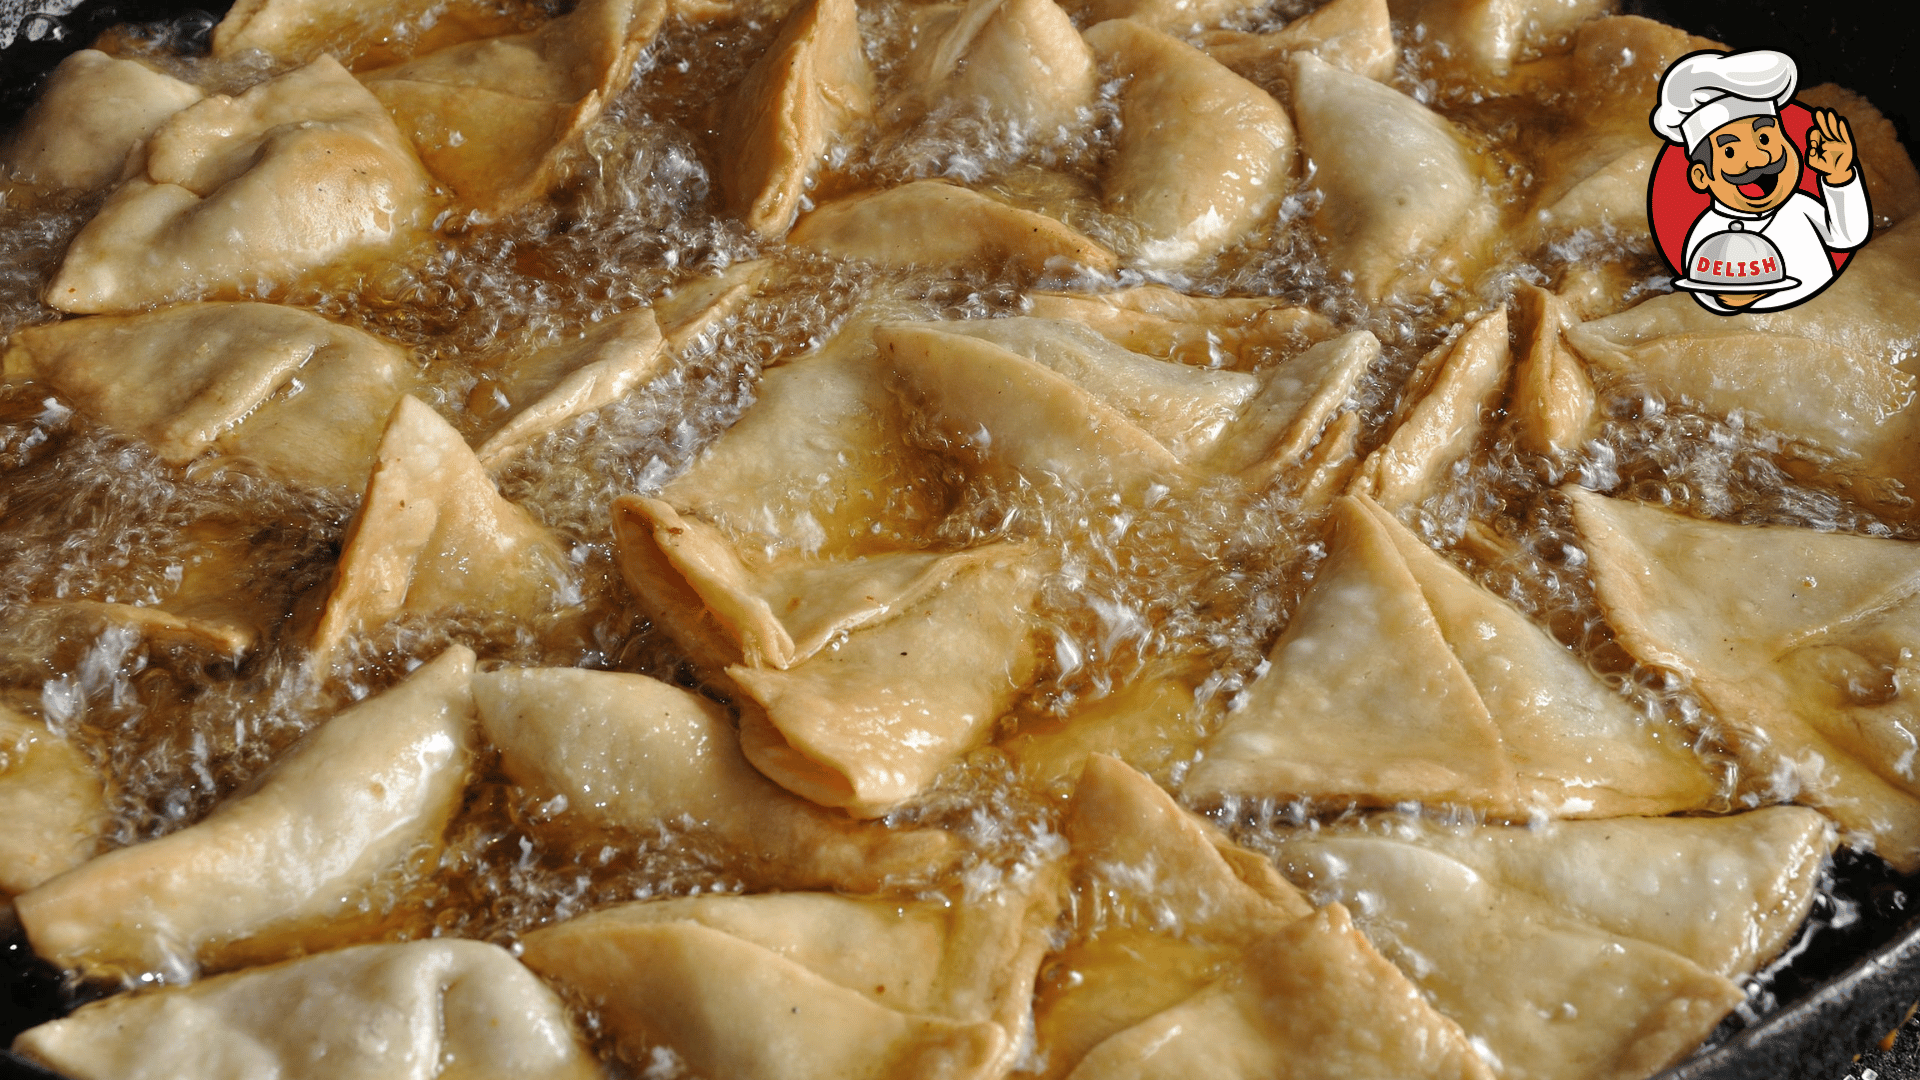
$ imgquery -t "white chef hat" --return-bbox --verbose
[1651,50,1798,152]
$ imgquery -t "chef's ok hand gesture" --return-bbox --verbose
[1805,108,1857,186]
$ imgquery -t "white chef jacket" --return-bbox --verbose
[1682,175,1870,313]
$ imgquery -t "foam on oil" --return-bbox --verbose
[0,2,1903,1066]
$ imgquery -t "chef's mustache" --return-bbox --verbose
[1724,155,1786,186]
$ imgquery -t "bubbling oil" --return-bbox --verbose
[0,0,1905,1069]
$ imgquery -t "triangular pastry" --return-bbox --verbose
[535,875,1062,1041]
[1003,664,1211,789]
[668,0,752,22]
[308,397,575,673]
[731,543,1044,816]
[44,57,437,314]
[654,259,774,355]
[5,510,304,661]
[472,665,955,890]
[1547,263,1637,323]
[19,518,282,661]
[1274,826,1749,1080]
[1564,214,1920,510]
[1064,905,1495,1080]
[13,939,602,1080]
[471,307,668,470]
[360,0,666,213]
[1189,496,1518,809]
[1506,283,1596,458]
[892,0,1097,140]
[3,301,422,492]
[24,600,257,661]
[611,500,984,684]
[1200,331,1380,488]
[1290,51,1494,303]
[1023,756,1304,1076]
[714,0,874,237]
[212,0,528,67]
[615,498,979,670]
[1376,501,1714,814]
[876,317,1374,497]
[602,313,1045,818]
[610,323,962,689]
[1189,495,1714,816]
[1512,17,1721,249]
[1069,0,1264,36]
[1066,755,1311,935]
[906,315,1263,457]
[1200,0,1397,91]
[1570,488,1920,871]
[1533,146,1658,252]
[791,180,1118,274]
[14,647,475,982]
[1292,408,1363,511]
[1036,757,1491,1080]
[879,317,1191,494]
[1024,285,1333,369]
[1083,19,1295,272]
[0,703,108,897]
[534,921,1006,1080]
[1390,0,1610,79]
[640,327,948,565]
[610,326,1050,819]
[1384,809,1834,979]
[1349,308,1510,511]
[520,872,1061,1080]
[0,50,203,194]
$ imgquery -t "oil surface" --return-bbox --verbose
[0,0,1911,1073]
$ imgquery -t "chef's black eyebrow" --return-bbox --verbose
[1715,117,1778,147]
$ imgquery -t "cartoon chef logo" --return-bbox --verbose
[1647,49,1871,314]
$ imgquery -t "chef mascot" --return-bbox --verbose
[1651,49,1870,314]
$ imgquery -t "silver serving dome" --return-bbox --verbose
[1676,220,1801,293]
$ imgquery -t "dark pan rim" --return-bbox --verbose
[3,1,1918,1078]
[1660,914,1920,1080]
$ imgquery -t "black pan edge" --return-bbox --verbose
[1663,915,1920,1080]
[3,2,1919,1080]
[1,1051,64,1080]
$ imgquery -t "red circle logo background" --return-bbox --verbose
[1648,101,1850,278]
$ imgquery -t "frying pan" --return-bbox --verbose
[2,1,1917,1078]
